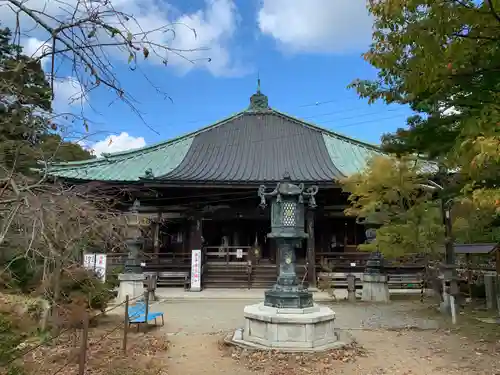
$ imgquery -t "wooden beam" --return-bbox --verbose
[496,247,500,275]
[307,210,317,287]
[153,212,162,254]
[189,212,203,253]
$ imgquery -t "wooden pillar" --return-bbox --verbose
[189,213,203,252]
[153,212,162,255]
[343,221,348,250]
[306,210,316,287]
[181,220,187,255]
[495,247,500,275]
[466,253,473,299]
[353,220,358,247]
[233,230,240,247]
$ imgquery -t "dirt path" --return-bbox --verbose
[341,329,497,375]
[150,300,499,375]
[167,333,255,375]
[164,328,498,375]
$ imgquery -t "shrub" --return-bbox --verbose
[39,265,116,314]
[106,265,124,290]
[0,311,26,363]
[60,266,116,311]
[0,256,43,294]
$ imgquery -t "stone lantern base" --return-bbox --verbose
[229,303,345,352]
[361,274,390,303]
[117,273,145,304]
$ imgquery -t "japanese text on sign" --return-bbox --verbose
[82,253,107,282]
[190,249,202,291]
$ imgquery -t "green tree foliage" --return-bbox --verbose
[39,134,93,163]
[341,155,444,258]
[0,25,92,175]
[341,155,499,258]
[452,199,500,243]
[350,0,500,209]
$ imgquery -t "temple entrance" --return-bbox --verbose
[201,219,308,264]
[202,218,274,261]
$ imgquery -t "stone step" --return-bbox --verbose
[250,283,274,288]
[203,272,247,276]
[203,274,247,278]
[203,282,249,288]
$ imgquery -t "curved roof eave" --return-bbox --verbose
[46,111,246,170]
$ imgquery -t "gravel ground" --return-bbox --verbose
[126,299,499,375]
[150,299,440,334]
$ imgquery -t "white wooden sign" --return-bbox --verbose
[190,249,202,291]
[83,253,95,270]
[236,248,243,259]
[83,253,107,282]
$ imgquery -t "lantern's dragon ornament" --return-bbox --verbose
[258,173,318,210]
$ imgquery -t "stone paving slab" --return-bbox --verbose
[154,287,421,302]
[138,299,439,336]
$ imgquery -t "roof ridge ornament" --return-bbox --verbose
[248,75,269,112]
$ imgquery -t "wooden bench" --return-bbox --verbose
[157,271,190,290]
[388,274,423,289]
[127,301,164,331]
[317,272,363,289]
[318,272,423,290]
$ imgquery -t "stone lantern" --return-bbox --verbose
[117,199,146,303]
[358,212,390,302]
[258,174,318,308]
[358,212,385,274]
[229,174,344,352]
[124,199,144,274]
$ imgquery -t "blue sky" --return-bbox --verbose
[11,0,413,156]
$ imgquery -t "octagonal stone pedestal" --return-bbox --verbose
[117,273,145,304]
[229,303,345,352]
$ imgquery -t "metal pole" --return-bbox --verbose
[441,199,455,267]
[123,295,129,353]
[440,198,458,322]
[78,312,89,375]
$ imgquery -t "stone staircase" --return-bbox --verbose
[201,261,309,289]
[202,263,249,288]
[249,263,309,289]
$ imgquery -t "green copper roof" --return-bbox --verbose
[322,133,382,176]
[45,136,194,181]
[43,87,388,183]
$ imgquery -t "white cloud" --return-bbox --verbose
[20,37,88,114]
[52,77,87,113]
[167,0,242,76]
[257,0,373,54]
[89,132,146,157]
[7,0,243,77]
[21,37,51,65]
[117,0,243,76]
